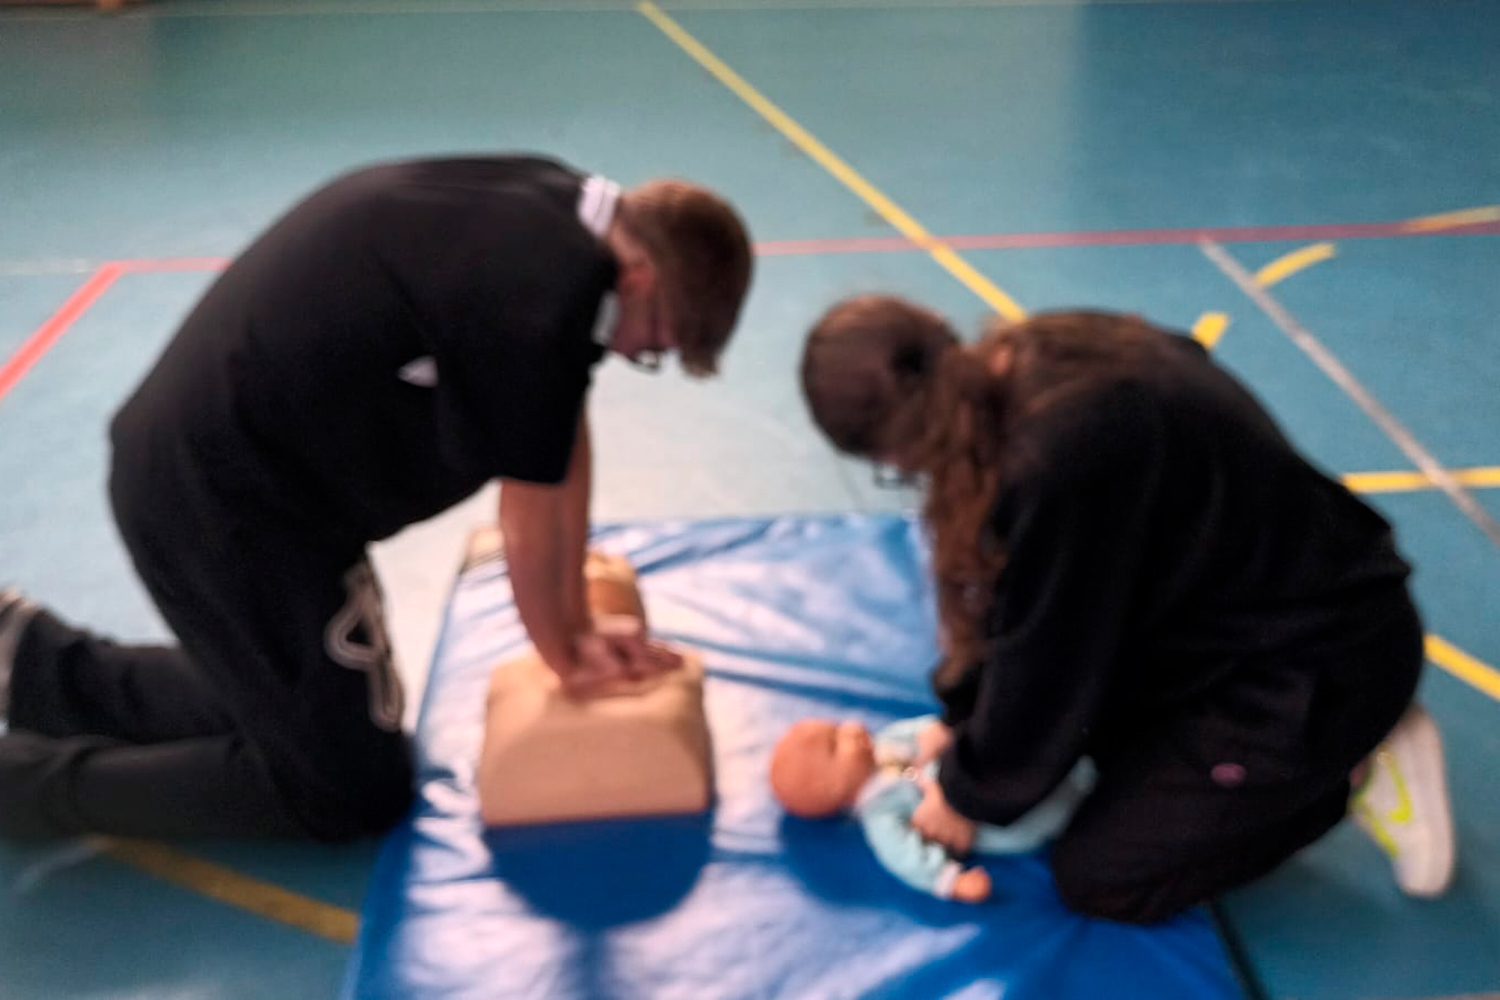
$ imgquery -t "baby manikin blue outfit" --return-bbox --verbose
[853,715,1097,899]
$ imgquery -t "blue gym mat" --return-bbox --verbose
[342,514,1243,1000]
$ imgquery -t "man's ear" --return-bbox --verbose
[617,255,657,297]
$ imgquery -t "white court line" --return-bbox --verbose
[1200,239,1500,549]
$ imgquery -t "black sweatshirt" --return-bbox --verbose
[936,335,1416,826]
[110,156,617,545]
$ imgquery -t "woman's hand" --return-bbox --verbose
[913,721,954,768]
[912,777,977,856]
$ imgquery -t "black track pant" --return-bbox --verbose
[0,437,413,843]
[1050,592,1425,924]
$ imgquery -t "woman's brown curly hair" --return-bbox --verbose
[801,296,1174,677]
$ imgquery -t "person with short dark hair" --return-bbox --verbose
[0,154,754,842]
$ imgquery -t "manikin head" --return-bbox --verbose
[769,718,879,819]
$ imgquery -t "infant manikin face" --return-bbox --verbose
[769,718,878,818]
[827,719,875,778]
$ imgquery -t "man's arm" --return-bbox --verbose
[499,414,593,678]
[559,411,592,632]
[501,406,680,696]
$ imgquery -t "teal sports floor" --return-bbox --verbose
[1,1,1496,997]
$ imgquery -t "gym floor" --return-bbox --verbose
[1,1,1496,997]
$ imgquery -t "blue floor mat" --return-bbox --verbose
[343,514,1242,1000]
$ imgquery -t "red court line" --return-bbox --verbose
[73,216,1500,274]
[0,263,124,405]
[0,260,233,407]
[755,218,1500,257]
[0,258,234,406]
[41,216,1500,278]
[7,214,1494,404]
[114,256,231,273]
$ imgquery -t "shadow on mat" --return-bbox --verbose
[482,813,712,928]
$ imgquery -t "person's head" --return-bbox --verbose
[606,179,753,377]
[769,718,878,819]
[800,296,1175,670]
[798,294,964,475]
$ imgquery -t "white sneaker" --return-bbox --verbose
[1351,702,1456,898]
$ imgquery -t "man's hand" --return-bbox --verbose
[912,777,977,856]
[561,615,683,698]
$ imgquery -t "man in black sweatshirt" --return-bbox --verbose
[0,155,753,842]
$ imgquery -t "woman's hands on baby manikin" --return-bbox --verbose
[914,721,953,768]
[912,777,977,855]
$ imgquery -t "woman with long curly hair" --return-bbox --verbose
[799,295,1455,924]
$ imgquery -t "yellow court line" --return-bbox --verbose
[1402,205,1500,233]
[102,839,359,943]
[1343,466,1500,494]
[632,11,1500,705]
[1243,204,1497,293]
[1254,241,1337,288]
[1426,635,1500,703]
[1191,312,1229,349]
[635,0,1027,322]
